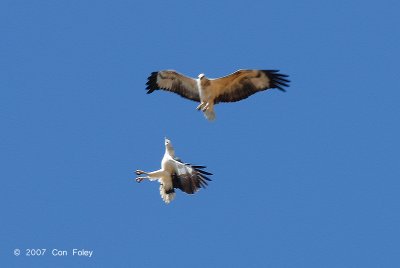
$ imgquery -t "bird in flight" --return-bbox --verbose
[146,69,290,120]
[135,138,212,204]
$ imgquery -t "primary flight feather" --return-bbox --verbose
[146,69,290,120]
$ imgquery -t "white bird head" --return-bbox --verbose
[164,137,175,156]
[164,137,171,146]
[198,73,205,79]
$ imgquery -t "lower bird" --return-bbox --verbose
[146,69,290,120]
[135,138,212,204]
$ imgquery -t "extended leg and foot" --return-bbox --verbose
[135,169,166,182]
[196,102,206,110]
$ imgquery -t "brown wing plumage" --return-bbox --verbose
[146,70,200,102]
[171,163,212,194]
[212,69,290,104]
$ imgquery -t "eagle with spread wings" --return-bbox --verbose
[146,69,290,120]
[135,138,212,204]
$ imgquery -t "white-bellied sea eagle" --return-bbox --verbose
[146,69,290,120]
[135,138,212,204]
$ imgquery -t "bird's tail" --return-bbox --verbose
[204,109,216,121]
[160,184,175,204]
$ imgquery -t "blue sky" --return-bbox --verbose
[1,0,399,267]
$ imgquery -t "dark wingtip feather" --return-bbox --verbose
[145,71,159,94]
[200,175,212,181]
[200,181,208,188]
[193,165,213,189]
[197,169,213,176]
[192,164,213,176]
[192,165,206,169]
[262,70,291,92]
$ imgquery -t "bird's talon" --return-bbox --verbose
[196,103,206,110]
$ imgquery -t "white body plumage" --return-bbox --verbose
[135,138,212,204]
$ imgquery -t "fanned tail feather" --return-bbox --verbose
[160,184,175,204]
[204,109,216,121]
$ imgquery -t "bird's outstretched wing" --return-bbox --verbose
[210,69,290,103]
[171,159,212,194]
[146,70,200,102]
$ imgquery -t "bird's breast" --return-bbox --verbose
[197,78,211,100]
[161,155,175,173]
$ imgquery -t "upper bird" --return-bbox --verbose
[146,69,290,120]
